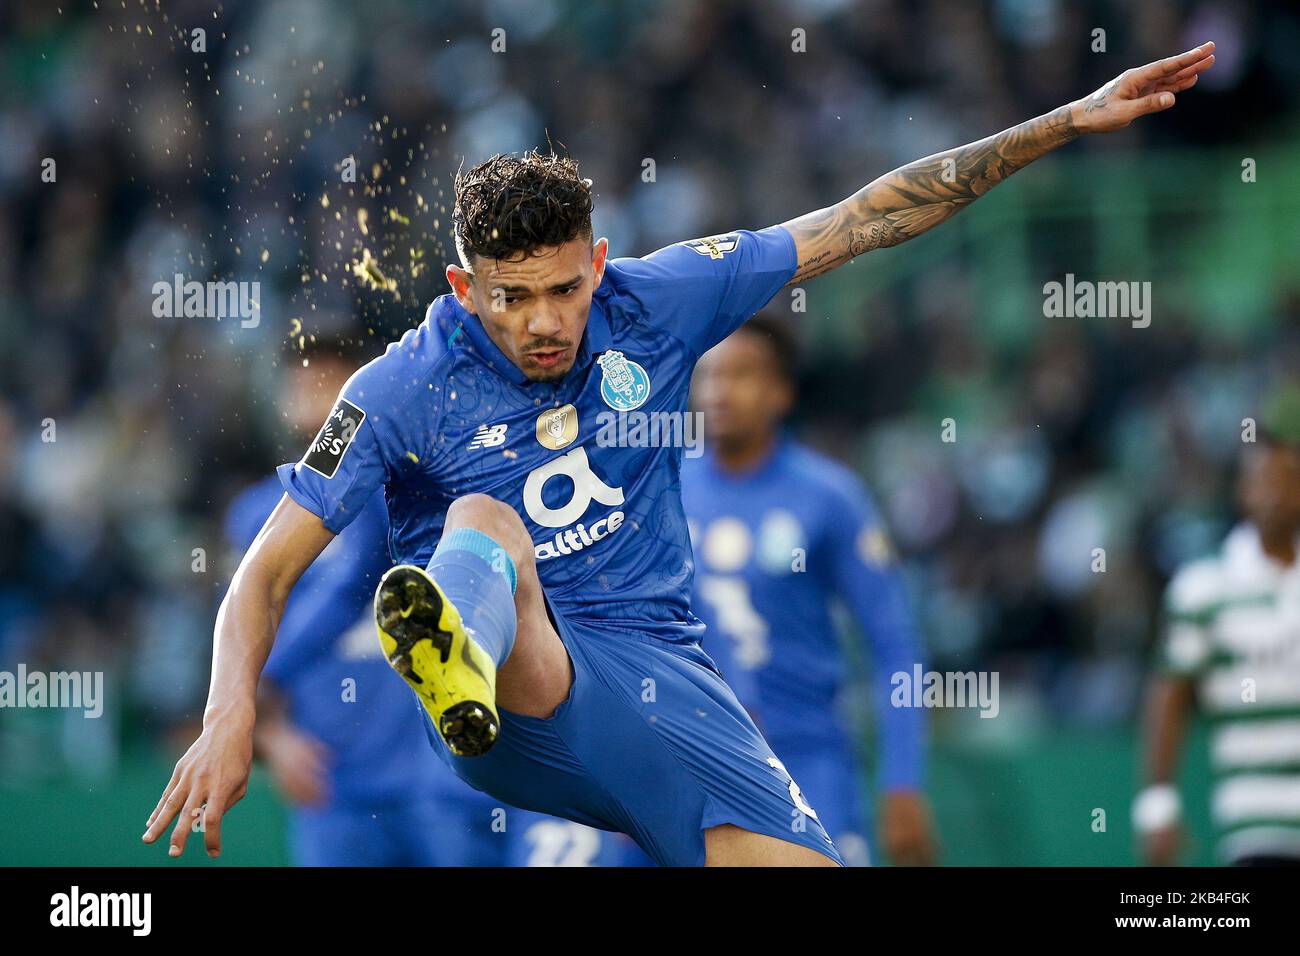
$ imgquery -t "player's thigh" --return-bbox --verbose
[704,823,839,867]
[496,571,571,718]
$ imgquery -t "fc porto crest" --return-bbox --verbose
[598,351,651,411]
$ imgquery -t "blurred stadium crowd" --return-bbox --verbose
[2,0,1299,786]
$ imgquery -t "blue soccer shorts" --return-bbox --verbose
[766,742,872,867]
[421,609,844,866]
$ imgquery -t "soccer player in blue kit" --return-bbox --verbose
[145,43,1216,865]
[682,316,937,867]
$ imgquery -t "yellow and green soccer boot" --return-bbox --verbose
[374,564,500,756]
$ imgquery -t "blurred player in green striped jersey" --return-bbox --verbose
[1138,388,1300,865]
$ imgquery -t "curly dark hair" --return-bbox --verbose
[452,150,594,265]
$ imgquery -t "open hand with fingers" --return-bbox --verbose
[142,713,254,859]
[1070,42,1216,134]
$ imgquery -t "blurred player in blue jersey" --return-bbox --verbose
[225,338,514,865]
[683,316,937,867]
[146,44,1216,865]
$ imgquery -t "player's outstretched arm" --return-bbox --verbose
[142,495,335,858]
[780,42,1216,285]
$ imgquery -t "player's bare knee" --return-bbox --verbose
[445,493,533,567]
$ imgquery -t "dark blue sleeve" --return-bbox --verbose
[608,225,797,358]
[822,478,926,791]
[278,348,431,534]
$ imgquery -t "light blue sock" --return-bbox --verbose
[426,527,517,667]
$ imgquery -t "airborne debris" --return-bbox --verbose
[351,247,400,299]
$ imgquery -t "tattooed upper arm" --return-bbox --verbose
[780,105,1077,286]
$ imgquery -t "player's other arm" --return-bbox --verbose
[142,495,334,858]
[825,486,936,865]
[1135,562,1213,866]
[253,680,331,808]
[779,42,1215,285]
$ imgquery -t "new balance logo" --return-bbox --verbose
[468,423,508,449]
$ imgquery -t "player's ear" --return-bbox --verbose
[591,236,609,287]
[445,263,477,315]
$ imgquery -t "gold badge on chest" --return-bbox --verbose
[536,403,579,450]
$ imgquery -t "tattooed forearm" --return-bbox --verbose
[781,104,1078,284]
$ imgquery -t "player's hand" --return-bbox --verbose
[142,712,254,859]
[260,722,332,807]
[880,790,939,866]
[1069,41,1215,134]
[1140,823,1184,867]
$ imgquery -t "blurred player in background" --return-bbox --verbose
[226,337,508,865]
[1137,388,1300,866]
[684,316,937,866]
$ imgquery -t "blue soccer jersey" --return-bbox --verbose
[277,227,798,642]
[681,437,926,855]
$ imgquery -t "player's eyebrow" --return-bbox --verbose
[492,275,583,294]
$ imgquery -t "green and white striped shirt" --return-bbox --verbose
[1161,523,1300,863]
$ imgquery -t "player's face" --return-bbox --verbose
[448,236,609,383]
[692,332,793,449]
[1239,442,1300,537]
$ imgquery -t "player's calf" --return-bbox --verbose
[374,496,521,755]
[441,494,572,720]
